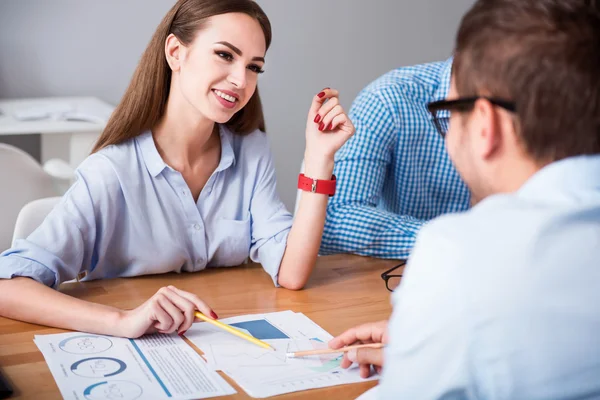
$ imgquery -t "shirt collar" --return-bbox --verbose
[137,125,236,178]
[216,124,236,172]
[137,131,167,177]
[429,57,453,121]
[433,57,453,102]
[518,155,600,200]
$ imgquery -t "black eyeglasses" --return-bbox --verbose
[381,260,406,292]
[427,97,516,137]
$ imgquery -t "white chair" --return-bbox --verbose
[43,158,75,193]
[0,144,59,251]
[12,196,62,244]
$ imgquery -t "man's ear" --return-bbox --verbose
[165,33,183,72]
[472,98,502,160]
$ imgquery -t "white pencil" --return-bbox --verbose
[286,343,385,358]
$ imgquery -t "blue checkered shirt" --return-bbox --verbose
[321,59,471,259]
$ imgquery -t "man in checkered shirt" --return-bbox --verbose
[320,59,471,259]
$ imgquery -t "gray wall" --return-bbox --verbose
[0,0,475,210]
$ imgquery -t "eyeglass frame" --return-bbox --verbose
[381,260,407,292]
[427,96,516,137]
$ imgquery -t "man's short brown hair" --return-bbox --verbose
[453,0,600,162]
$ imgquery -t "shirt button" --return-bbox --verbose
[196,258,203,265]
[193,223,201,231]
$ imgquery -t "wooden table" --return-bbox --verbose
[0,255,402,399]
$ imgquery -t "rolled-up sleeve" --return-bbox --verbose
[247,139,293,286]
[0,154,120,288]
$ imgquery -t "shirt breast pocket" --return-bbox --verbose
[208,216,251,267]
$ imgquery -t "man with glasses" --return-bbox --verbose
[330,1,600,398]
[319,56,471,259]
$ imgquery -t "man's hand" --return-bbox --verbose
[328,320,388,378]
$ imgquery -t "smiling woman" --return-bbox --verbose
[0,0,355,340]
[93,0,272,152]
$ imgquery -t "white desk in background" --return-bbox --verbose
[0,97,115,170]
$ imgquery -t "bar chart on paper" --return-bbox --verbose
[229,320,289,340]
[185,312,298,349]
[184,311,378,398]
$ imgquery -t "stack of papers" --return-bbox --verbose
[33,310,376,399]
[34,332,235,399]
[185,310,378,398]
[11,101,110,123]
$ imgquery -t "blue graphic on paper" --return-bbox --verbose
[59,335,113,354]
[230,319,289,340]
[71,357,126,378]
[129,339,171,397]
[83,381,143,400]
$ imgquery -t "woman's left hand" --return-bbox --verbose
[304,88,355,169]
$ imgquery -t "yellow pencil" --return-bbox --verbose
[194,312,275,351]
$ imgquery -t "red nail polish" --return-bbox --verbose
[327,123,333,130]
[314,114,321,123]
[178,330,187,336]
[319,122,325,131]
[210,311,219,319]
[317,92,325,98]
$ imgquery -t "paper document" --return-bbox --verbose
[12,102,73,121]
[185,311,378,398]
[202,338,339,371]
[35,332,235,400]
[12,101,111,123]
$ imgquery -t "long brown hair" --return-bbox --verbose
[92,0,272,153]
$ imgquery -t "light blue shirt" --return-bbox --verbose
[380,155,600,399]
[321,59,470,259]
[0,126,292,288]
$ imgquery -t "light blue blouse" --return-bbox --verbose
[0,126,293,288]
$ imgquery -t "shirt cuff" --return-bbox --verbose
[250,229,290,287]
[0,253,58,288]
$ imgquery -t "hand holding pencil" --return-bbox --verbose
[287,342,385,358]
[328,320,389,378]
[118,285,217,339]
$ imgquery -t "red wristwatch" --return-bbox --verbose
[297,173,337,196]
